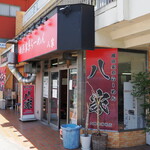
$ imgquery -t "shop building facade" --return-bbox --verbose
[4,0,150,148]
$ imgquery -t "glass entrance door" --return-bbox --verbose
[50,72,59,127]
[49,68,78,128]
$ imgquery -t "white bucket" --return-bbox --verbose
[80,134,91,150]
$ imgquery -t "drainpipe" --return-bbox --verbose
[8,52,37,83]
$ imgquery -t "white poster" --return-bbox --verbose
[52,89,57,98]
[43,76,48,98]
[69,80,73,90]
[53,80,57,88]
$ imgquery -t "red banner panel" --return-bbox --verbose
[22,85,34,115]
[0,67,6,91]
[86,48,118,130]
[18,14,57,62]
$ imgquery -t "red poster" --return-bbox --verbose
[0,67,6,91]
[22,85,34,115]
[18,13,57,62]
[86,48,118,130]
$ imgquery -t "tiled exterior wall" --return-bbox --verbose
[16,11,25,36]
[106,131,120,148]
[119,130,145,148]
[81,129,146,148]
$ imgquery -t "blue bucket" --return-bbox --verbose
[61,124,82,149]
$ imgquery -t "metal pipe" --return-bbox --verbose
[8,64,36,83]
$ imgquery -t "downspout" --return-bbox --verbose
[8,51,37,84]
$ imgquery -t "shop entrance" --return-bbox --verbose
[41,53,79,129]
[50,70,68,129]
[59,70,67,125]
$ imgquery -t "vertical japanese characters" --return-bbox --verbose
[86,49,118,130]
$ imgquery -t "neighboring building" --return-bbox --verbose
[0,0,35,42]
[0,0,36,108]
[5,0,150,148]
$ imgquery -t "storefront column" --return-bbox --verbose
[77,50,85,125]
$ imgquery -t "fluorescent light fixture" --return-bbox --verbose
[52,63,58,65]
[122,73,132,75]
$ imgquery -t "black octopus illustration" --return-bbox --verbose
[87,59,110,80]
[89,88,110,115]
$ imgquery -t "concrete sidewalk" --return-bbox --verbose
[0,109,149,150]
[0,133,27,150]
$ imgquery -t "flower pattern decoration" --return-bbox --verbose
[89,88,110,115]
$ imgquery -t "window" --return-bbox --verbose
[0,4,9,16]
[118,50,147,130]
[0,3,20,17]
[10,5,20,16]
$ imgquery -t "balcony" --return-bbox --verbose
[23,0,95,27]
[95,0,117,16]
[96,0,116,9]
[95,0,150,50]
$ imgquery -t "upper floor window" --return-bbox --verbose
[0,3,20,17]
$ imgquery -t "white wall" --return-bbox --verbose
[95,6,118,30]
[95,29,124,48]
[128,0,150,20]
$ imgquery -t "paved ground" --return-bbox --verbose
[0,109,79,150]
[0,109,149,150]
[0,133,27,150]
[108,145,150,150]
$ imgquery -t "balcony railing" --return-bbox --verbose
[23,0,95,26]
[96,0,116,9]
[59,0,94,5]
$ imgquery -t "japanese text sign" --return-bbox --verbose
[86,48,118,130]
[18,14,57,62]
